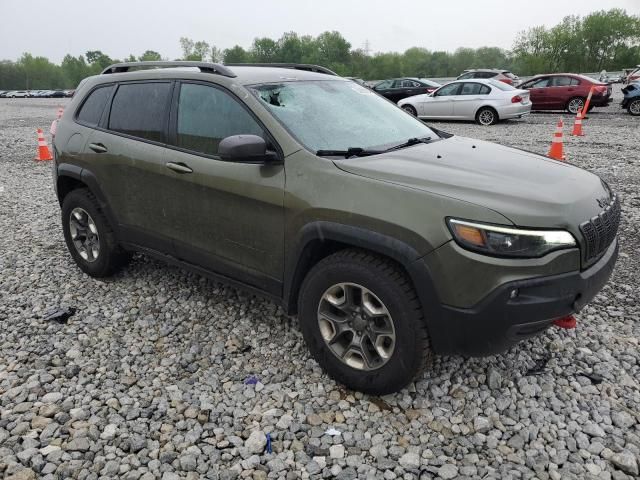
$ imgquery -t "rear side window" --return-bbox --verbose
[460,83,490,95]
[76,85,113,126]
[175,83,264,156]
[108,82,171,142]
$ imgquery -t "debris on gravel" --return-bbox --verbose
[0,94,639,479]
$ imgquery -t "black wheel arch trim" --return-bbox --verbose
[283,221,444,330]
[56,164,120,237]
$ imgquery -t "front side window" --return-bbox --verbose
[374,80,393,90]
[76,85,113,126]
[176,83,264,156]
[435,83,461,96]
[530,78,551,88]
[251,80,437,153]
[108,82,171,142]
[458,72,473,79]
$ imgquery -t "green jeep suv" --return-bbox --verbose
[53,61,620,394]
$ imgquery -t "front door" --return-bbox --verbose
[422,82,461,118]
[164,81,285,294]
[524,77,552,109]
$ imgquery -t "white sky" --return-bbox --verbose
[1,0,638,63]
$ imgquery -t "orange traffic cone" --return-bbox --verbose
[570,108,584,136]
[547,118,566,161]
[35,128,53,161]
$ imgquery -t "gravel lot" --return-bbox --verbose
[0,92,638,480]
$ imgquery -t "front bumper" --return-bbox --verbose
[424,238,618,356]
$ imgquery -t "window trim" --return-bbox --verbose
[165,79,283,163]
[73,83,116,129]
[97,79,175,148]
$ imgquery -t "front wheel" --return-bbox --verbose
[567,97,585,115]
[628,99,640,116]
[298,249,431,395]
[476,107,498,126]
[401,104,417,116]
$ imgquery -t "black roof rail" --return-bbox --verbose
[101,61,237,78]
[224,63,337,76]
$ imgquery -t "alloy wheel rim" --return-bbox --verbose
[317,282,396,371]
[69,207,100,263]
[630,100,640,114]
[479,110,494,125]
[569,99,584,113]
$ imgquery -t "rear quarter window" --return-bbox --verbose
[108,82,172,143]
[76,85,114,126]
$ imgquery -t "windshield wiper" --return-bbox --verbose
[316,147,384,159]
[382,136,433,153]
[316,137,433,159]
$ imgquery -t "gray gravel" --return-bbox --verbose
[1,93,639,479]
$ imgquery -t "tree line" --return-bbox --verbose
[1,8,638,90]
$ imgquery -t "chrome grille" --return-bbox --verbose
[580,194,620,264]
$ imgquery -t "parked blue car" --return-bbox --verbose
[621,81,640,115]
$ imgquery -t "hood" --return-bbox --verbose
[333,136,610,234]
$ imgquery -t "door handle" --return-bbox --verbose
[89,143,107,153]
[166,162,193,174]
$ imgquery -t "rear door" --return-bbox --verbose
[453,82,491,119]
[164,81,285,294]
[85,81,177,254]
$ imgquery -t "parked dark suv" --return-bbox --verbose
[53,61,619,394]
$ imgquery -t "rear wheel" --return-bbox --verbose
[298,249,431,395]
[61,188,130,277]
[476,107,498,126]
[401,104,417,116]
[628,99,640,116]
[567,97,585,115]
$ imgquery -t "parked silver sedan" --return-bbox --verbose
[398,79,531,125]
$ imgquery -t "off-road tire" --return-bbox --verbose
[298,249,431,394]
[61,188,130,277]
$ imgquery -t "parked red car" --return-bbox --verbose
[517,74,612,114]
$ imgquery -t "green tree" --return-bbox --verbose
[85,50,113,71]
[61,55,90,87]
[139,50,162,61]
[223,45,249,63]
[251,37,279,62]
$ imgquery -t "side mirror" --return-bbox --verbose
[218,135,278,163]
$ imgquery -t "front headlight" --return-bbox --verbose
[447,218,576,258]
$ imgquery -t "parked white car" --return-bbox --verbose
[398,79,531,125]
[6,90,30,98]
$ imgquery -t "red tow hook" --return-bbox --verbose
[553,315,577,329]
